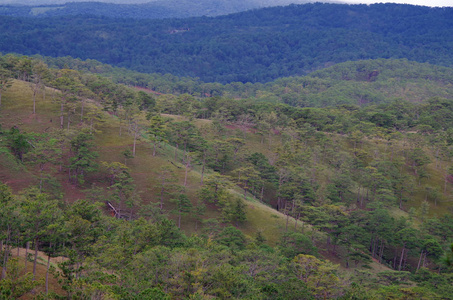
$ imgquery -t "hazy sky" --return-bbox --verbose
[342,0,453,7]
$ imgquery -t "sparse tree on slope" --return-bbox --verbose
[0,68,12,108]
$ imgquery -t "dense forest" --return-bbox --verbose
[0,53,453,299]
[39,55,453,107]
[1,3,453,82]
[0,0,314,19]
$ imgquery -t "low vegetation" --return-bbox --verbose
[0,54,452,299]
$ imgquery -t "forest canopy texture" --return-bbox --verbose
[0,52,453,299]
[0,2,453,299]
[0,3,453,82]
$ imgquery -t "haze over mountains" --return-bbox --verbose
[0,0,335,19]
[0,0,323,18]
[1,3,452,83]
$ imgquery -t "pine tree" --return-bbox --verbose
[172,193,193,229]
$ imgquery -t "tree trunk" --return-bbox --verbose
[268,131,271,150]
[416,250,424,272]
[46,255,51,294]
[1,240,5,280]
[33,238,39,280]
[4,241,10,278]
[422,251,427,268]
[160,185,165,211]
[373,237,378,258]
[60,101,64,129]
[184,157,190,187]
[132,126,137,157]
[25,241,29,270]
[393,248,398,269]
[398,247,405,271]
[183,142,187,164]
[357,187,361,205]
[200,150,206,185]
[379,240,385,263]
[81,98,85,121]
[2,230,11,280]
[260,185,264,202]
[33,89,37,114]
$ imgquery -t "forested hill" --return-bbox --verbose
[1,54,453,299]
[0,0,260,19]
[1,3,453,83]
[40,56,453,108]
[238,59,453,107]
[0,0,316,19]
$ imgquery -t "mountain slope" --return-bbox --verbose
[40,56,453,108]
[0,79,295,245]
[0,3,452,83]
[1,55,453,299]
[0,0,317,19]
[246,59,453,107]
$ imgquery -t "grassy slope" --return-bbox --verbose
[2,79,451,231]
[2,79,451,284]
[354,134,453,216]
[12,248,65,299]
[0,80,295,247]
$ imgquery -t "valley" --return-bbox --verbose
[0,2,452,299]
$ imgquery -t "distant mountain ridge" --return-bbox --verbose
[0,0,325,19]
[1,3,452,83]
[0,0,150,3]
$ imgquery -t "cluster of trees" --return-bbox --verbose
[1,182,452,299]
[37,56,453,109]
[0,3,452,83]
[230,59,453,107]
[1,54,453,298]
[0,54,250,226]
